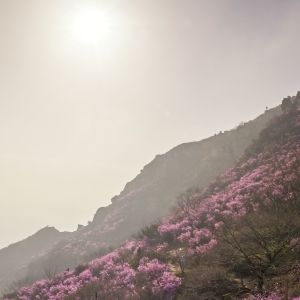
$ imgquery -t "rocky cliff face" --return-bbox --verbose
[89,107,281,240]
[0,106,281,296]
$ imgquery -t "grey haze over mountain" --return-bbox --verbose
[1,0,300,249]
[0,105,281,295]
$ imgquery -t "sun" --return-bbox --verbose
[62,6,124,59]
[70,9,112,44]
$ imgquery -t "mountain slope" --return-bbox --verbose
[0,227,71,294]
[14,101,300,300]
[0,106,281,296]
[86,107,281,245]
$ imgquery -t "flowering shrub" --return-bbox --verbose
[18,248,180,300]
[17,270,97,300]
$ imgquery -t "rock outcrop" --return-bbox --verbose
[281,92,300,111]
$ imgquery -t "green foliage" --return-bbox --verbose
[140,222,160,238]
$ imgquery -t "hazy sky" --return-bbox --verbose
[1,0,300,249]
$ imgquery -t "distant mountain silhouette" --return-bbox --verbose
[0,227,71,294]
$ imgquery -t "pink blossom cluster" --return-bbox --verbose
[290,238,300,252]
[18,269,96,300]
[119,237,168,258]
[137,257,181,297]
[18,246,180,300]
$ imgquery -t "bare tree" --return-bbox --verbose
[176,265,239,300]
[80,246,109,263]
[175,187,200,227]
[214,182,300,292]
[168,248,187,274]
[43,262,58,279]
[4,275,36,299]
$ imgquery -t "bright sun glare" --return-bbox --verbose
[64,6,124,59]
[70,9,112,45]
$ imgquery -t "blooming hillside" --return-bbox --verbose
[17,243,181,300]
[159,109,300,256]
[1,106,281,296]
[10,107,300,299]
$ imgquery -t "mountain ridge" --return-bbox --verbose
[0,104,282,296]
[12,98,300,300]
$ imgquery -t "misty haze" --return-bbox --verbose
[1,1,300,300]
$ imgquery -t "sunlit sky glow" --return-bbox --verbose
[0,0,300,249]
[61,3,125,62]
[70,10,112,43]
